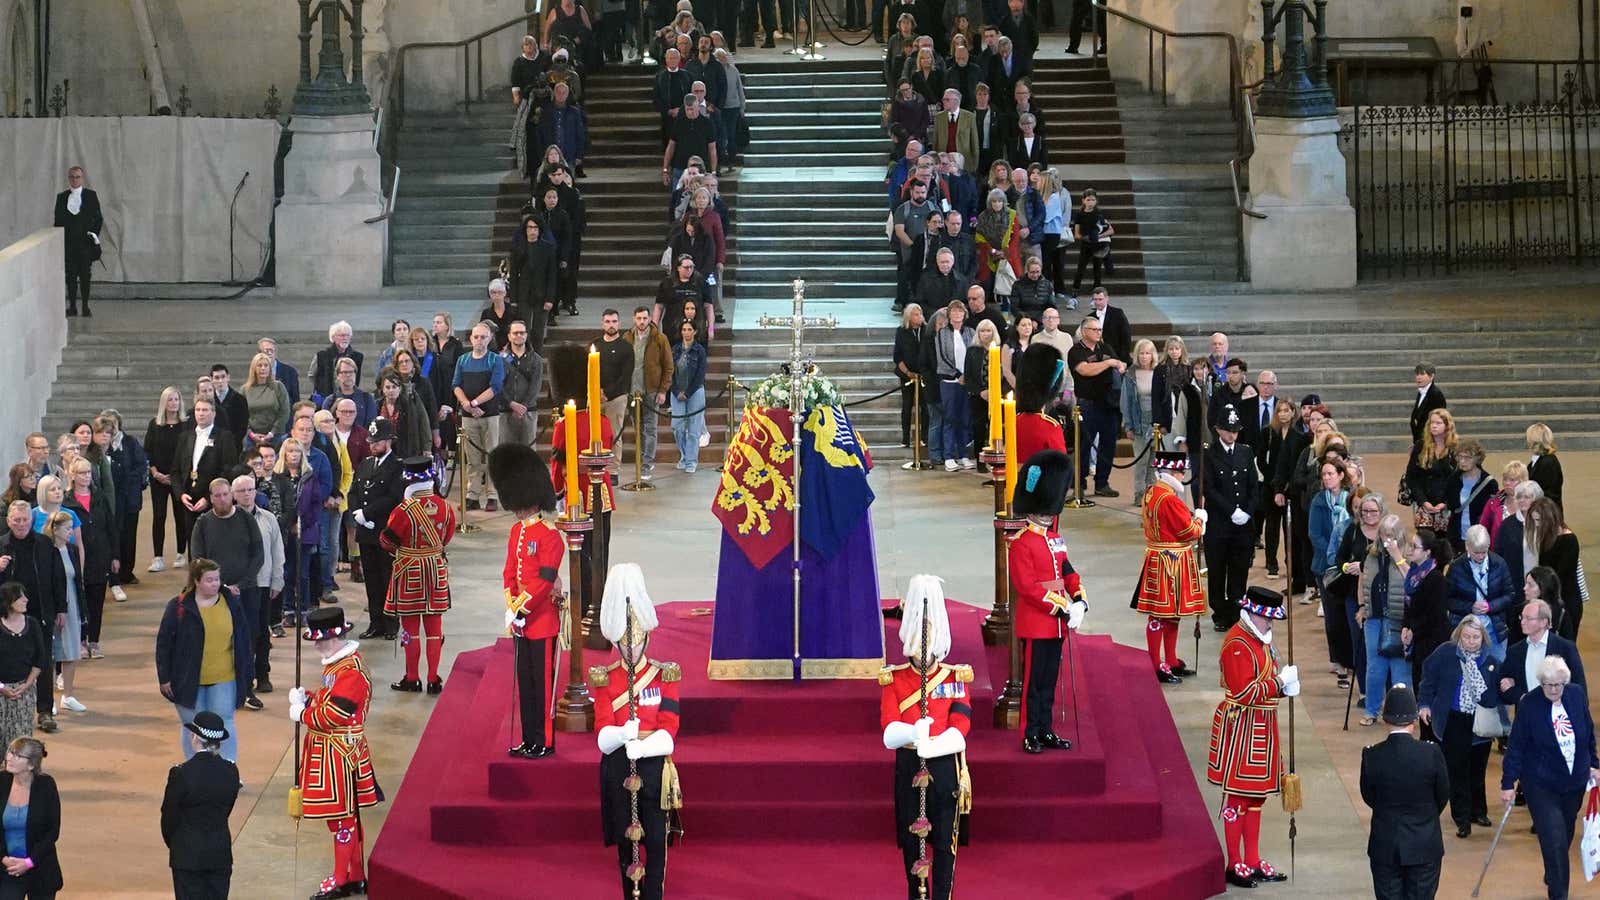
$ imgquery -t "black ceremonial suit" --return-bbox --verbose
[1360,730,1448,900]
[54,186,103,314]
[348,449,405,638]
[1204,437,1259,630]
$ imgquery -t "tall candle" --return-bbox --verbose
[987,343,1002,449]
[563,401,580,512]
[586,345,601,451]
[1003,395,1018,508]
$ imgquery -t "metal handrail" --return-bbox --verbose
[393,7,545,126]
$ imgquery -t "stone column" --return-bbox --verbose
[275,114,386,293]
[1244,115,1355,290]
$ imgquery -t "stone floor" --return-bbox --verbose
[46,412,1598,897]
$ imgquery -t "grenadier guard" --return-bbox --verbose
[589,564,683,900]
[1006,449,1088,754]
[1206,586,1299,889]
[290,607,383,900]
[1204,403,1258,633]
[880,574,972,900]
[380,455,458,694]
[1013,343,1068,464]
[547,343,616,624]
[1135,450,1208,683]
[489,442,566,759]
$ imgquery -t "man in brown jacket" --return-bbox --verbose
[624,306,675,480]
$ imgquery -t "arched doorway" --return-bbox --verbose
[2,1,33,116]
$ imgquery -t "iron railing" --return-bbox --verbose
[1343,77,1600,278]
[392,8,544,134]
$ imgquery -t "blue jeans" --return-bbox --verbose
[298,542,321,618]
[671,387,706,472]
[938,381,971,462]
[1077,398,1119,490]
[924,389,945,463]
[279,540,299,623]
[1363,619,1412,716]
[319,507,340,592]
[178,680,238,761]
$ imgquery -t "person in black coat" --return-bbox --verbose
[1203,405,1259,631]
[53,166,102,317]
[1360,684,1448,900]
[1501,663,1599,900]
[0,507,65,736]
[1409,364,1446,446]
[893,308,928,448]
[347,421,405,641]
[311,323,364,402]
[60,463,117,659]
[511,217,559,350]
[1498,598,1587,707]
[0,738,62,899]
[1526,424,1564,509]
[161,711,241,900]
[170,401,240,547]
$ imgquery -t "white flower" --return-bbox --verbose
[746,369,843,412]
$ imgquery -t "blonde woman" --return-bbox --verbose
[45,512,84,713]
[1152,336,1189,441]
[1526,423,1563,507]
[963,318,1002,459]
[1120,338,1159,502]
[1357,514,1413,724]
[241,352,291,449]
[1406,408,1459,531]
[1481,459,1528,546]
[63,458,116,661]
[144,387,188,572]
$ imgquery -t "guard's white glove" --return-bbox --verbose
[597,724,629,754]
[289,686,308,706]
[883,721,917,749]
[1193,508,1209,526]
[1230,507,1250,526]
[917,728,968,759]
[623,717,641,741]
[1067,599,1088,631]
[504,608,518,632]
[1277,664,1300,695]
[289,687,308,722]
[914,716,934,743]
[1282,679,1302,697]
[627,730,674,760]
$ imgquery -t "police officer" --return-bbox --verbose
[349,419,405,640]
[1204,404,1258,632]
[161,711,242,899]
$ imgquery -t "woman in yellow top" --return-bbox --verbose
[155,559,254,761]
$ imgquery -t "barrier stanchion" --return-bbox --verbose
[714,376,739,473]
[619,394,656,492]
[1063,402,1096,510]
[456,429,483,533]
[901,375,926,471]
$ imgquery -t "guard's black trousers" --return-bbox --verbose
[1206,524,1254,628]
[602,752,669,900]
[895,748,959,900]
[1019,636,1063,740]
[361,543,396,636]
[515,635,556,748]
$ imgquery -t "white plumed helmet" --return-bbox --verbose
[600,563,658,648]
[898,574,951,664]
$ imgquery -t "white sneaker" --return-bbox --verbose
[959,458,976,470]
[61,697,86,713]
[944,459,959,472]
[147,557,166,573]
[174,553,188,568]
[111,585,128,602]
[1316,604,1325,618]
[54,673,63,691]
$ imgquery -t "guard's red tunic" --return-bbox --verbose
[298,649,382,819]
[1006,521,1084,640]
[1206,623,1284,797]
[1135,481,1206,618]
[589,659,683,736]
[380,489,457,615]
[879,663,974,737]
[503,515,566,640]
[1014,412,1066,466]
[551,409,616,513]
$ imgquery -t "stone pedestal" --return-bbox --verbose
[276,113,385,294]
[1245,115,1356,290]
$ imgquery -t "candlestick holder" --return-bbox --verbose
[554,511,595,732]
[578,449,616,652]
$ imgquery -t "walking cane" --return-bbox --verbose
[1471,802,1516,897]
[287,608,303,818]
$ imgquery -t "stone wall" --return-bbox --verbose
[0,229,68,455]
[37,0,528,118]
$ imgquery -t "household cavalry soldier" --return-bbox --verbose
[1013,343,1068,464]
[290,607,383,900]
[380,455,458,694]
[348,418,404,641]
[1006,449,1088,754]
[1134,450,1208,683]
[880,574,972,900]
[548,343,616,625]
[1203,403,1258,633]
[1207,586,1298,890]
[489,442,566,760]
[589,563,682,900]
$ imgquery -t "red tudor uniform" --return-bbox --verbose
[880,662,973,900]
[297,642,383,896]
[1007,519,1084,750]
[505,516,567,754]
[1207,612,1290,886]
[381,465,458,692]
[1136,478,1206,679]
[590,658,683,900]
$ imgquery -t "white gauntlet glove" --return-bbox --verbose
[504,608,519,632]
[1230,507,1250,526]
[1193,508,1209,526]
[623,717,641,741]
[288,687,308,722]
[1067,599,1088,631]
[353,510,371,529]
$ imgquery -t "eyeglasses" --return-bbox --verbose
[1540,681,1568,688]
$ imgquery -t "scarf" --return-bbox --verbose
[1457,647,1489,713]
[1404,557,1436,597]
[976,207,1012,249]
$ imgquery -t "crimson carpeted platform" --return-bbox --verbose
[369,603,1224,898]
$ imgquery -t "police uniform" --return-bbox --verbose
[162,712,242,900]
[1206,588,1296,888]
[590,564,683,900]
[380,456,458,692]
[348,419,405,640]
[1005,450,1087,754]
[1203,405,1259,631]
[293,608,383,900]
[1135,451,1206,681]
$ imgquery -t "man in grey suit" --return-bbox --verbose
[1360,684,1449,900]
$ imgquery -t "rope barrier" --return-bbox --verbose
[1107,434,1156,470]
[807,0,875,46]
